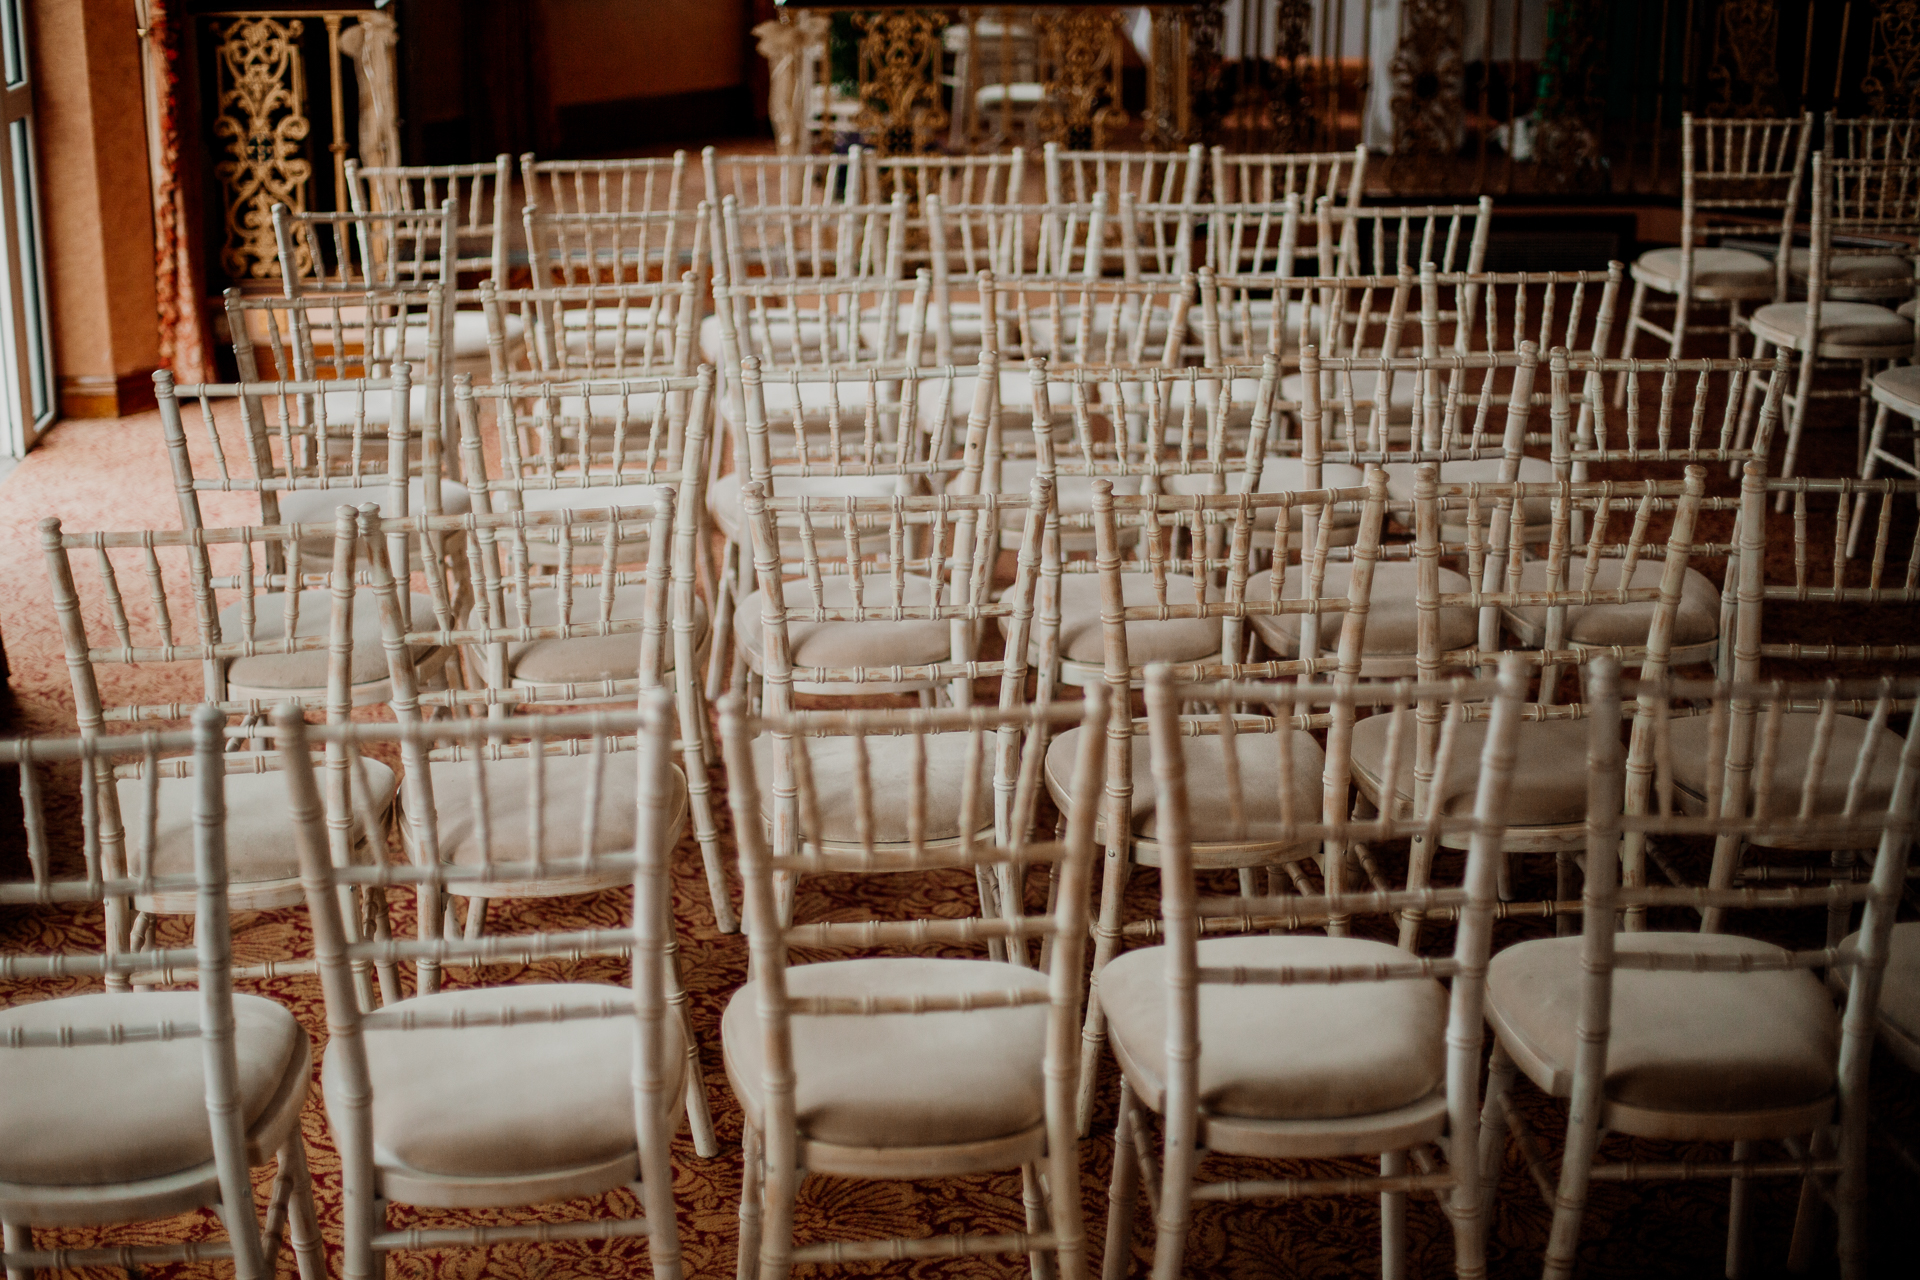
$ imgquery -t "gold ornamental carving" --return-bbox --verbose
[1864,0,1920,118]
[853,10,949,156]
[1032,8,1128,149]
[1387,0,1465,190]
[1533,0,1608,192]
[211,15,313,280]
[1708,0,1780,117]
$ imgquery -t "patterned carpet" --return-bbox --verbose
[0,397,1914,1280]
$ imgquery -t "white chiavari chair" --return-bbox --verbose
[1097,657,1529,1280]
[1827,112,1920,162]
[706,358,979,699]
[345,154,522,380]
[716,690,1106,1280]
[1477,660,1918,1280]
[1044,143,1204,274]
[485,275,703,389]
[0,710,323,1280]
[520,149,689,216]
[1055,475,1389,1131]
[1679,468,1919,944]
[523,202,711,293]
[40,512,416,1003]
[273,689,692,1280]
[1210,144,1368,212]
[1744,153,1920,492]
[1617,114,1810,371]
[1350,466,1711,951]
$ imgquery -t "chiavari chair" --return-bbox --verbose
[344,154,521,381]
[273,689,692,1280]
[40,511,418,1004]
[1477,660,1917,1280]
[1617,114,1811,370]
[716,690,1106,1280]
[706,358,978,698]
[1097,657,1529,1280]
[1826,112,1920,162]
[1350,466,1710,950]
[1044,142,1204,276]
[0,710,323,1280]
[1210,143,1369,214]
[484,274,703,390]
[1743,153,1920,492]
[372,432,734,937]
[520,149,689,217]
[1057,474,1389,1131]
[1673,468,1919,944]
[523,202,711,295]
[270,200,462,433]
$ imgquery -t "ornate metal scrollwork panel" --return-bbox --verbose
[1031,8,1128,149]
[1865,0,1920,119]
[1708,0,1781,117]
[853,9,950,156]
[1389,0,1465,189]
[211,16,313,280]
[1533,0,1608,192]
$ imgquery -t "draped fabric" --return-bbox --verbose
[140,0,213,384]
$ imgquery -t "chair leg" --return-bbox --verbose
[1022,1162,1058,1280]
[1102,1079,1143,1280]
[463,894,487,940]
[1380,1149,1408,1280]
[1845,404,1892,558]
[1787,1126,1833,1274]
[666,928,719,1158]
[367,885,402,1006]
[1475,1042,1518,1219]
[4,1221,35,1280]
[1732,338,1772,459]
[677,675,738,934]
[1077,840,1132,1135]
[1725,1138,1753,1279]
[737,1124,765,1280]
[280,1133,326,1280]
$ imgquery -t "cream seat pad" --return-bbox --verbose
[1871,362,1920,411]
[707,470,914,544]
[1749,300,1913,350]
[1630,246,1773,293]
[1102,935,1447,1119]
[1784,247,1912,285]
[412,756,688,869]
[738,574,953,676]
[1486,932,1838,1112]
[723,956,1049,1147]
[116,758,396,885]
[0,991,306,1185]
[1349,713,1592,826]
[275,477,473,526]
[748,731,992,847]
[1666,711,1907,820]
[1162,459,1367,537]
[1043,721,1324,849]
[392,310,525,363]
[1017,569,1224,667]
[317,383,437,427]
[327,983,681,1180]
[1503,555,1721,649]
[488,583,710,685]
[220,589,440,690]
[1246,560,1474,664]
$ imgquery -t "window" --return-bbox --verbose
[0,0,52,456]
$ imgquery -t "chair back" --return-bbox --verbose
[979,272,1193,370]
[712,271,934,374]
[718,192,909,288]
[484,276,702,384]
[1210,144,1367,211]
[863,147,1029,204]
[346,154,513,287]
[520,149,689,216]
[522,203,711,291]
[1680,113,1812,300]
[0,709,279,1277]
[272,200,457,298]
[1826,112,1920,161]
[702,144,865,209]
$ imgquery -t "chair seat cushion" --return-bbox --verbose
[723,957,1050,1147]
[738,574,953,676]
[493,583,709,684]
[1750,300,1913,349]
[1043,721,1324,848]
[1102,936,1447,1119]
[1027,570,1223,667]
[328,983,679,1180]
[708,470,914,543]
[1350,712,1593,826]
[1631,246,1774,292]
[388,311,524,363]
[0,991,307,1185]
[411,757,687,872]
[117,756,396,884]
[1246,560,1475,666]
[1162,459,1368,535]
[1871,362,1920,412]
[1901,298,1918,321]
[748,731,992,848]
[1504,556,1721,649]
[275,478,473,526]
[1486,933,1839,1112]
[1382,456,1558,530]
[1665,711,1908,822]
[701,312,893,368]
[1846,921,1920,1070]
[554,307,681,360]
[1785,247,1913,285]
[221,589,438,691]
[317,383,436,427]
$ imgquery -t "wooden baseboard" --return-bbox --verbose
[57,370,158,419]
